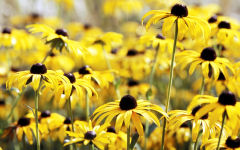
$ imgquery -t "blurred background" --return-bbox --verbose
[0,0,239,31]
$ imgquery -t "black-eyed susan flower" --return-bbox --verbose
[52,117,72,142]
[176,47,234,80]
[27,24,87,57]
[92,95,168,136]
[2,117,46,145]
[64,120,112,149]
[188,91,240,126]
[6,63,61,91]
[168,105,222,144]
[106,126,127,150]
[75,65,114,88]
[54,72,97,102]
[203,136,240,150]
[142,3,211,40]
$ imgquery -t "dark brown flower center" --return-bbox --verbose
[226,136,240,148]
[208,15,218,23]
[111,48,118,54]
[30,13,41,20]
[218,21,231,29]
[30,63,47,74]
[64,73,76,83]
[84,24,91,30]
[119,95,137,110]
[191,105,208,119]
[64,117,71,124]
[107,127,116,133]
[78,65,91,75]
[0,100,5,106]
[156,34,165,40]
[127,49,139,56]
[2,27,11,34]
[93,40,105,45]
[41,110,51,118]
[180,122,189,128]
[200,47,217,61]
[218,91,236,106]
[55,29,68,37]
[84,131,96,140]
[127,80,139,87]
[171,4,188,17]
[18,117,31,126]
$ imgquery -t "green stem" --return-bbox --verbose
[161,19,178,150]
[67,98,75,132]
[86,92,90,121]
[144,44,160,150]
[216,111,226,150]
[194,130,201,150]
[41,47,54,64]
[127,126,131,150]
[200,75,205,95]
[102,45,121,99]
[35,77,43,150]
[91,143,95,150]
[7,88,26,121]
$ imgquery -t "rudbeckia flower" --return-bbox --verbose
[142,3,211,40]
[54,72,97,101]
[2,117,45,144]
[64,120,112,149]
[176,47,234,80]
[203,136,240,150]
[92,95,168,136]
[75,65,114,88]
[52,117,73,142]
[6,63,62,91]
[27,24,87,57]
[106,126,127,150]
[188,91,240,125]
[168,105,222,144]
[0,99,10,118]
[0,27,35,50]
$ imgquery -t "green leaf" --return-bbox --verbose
[147,123,157,137]
[130,132,139,149]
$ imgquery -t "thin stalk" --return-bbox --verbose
[67,98,75,132]
[91,143,95,150]
[161,19,178,150]
[216,111,226,150]
[7,88,26,121]
[194,130,202,150]
[35,77,43,150]
[41,47,54,64]
[200,76,205,95]
[102,45,121,99]
[67,98,76,150]
[144,44,160,150]
[86,92,90,121]
[127,126,131,150]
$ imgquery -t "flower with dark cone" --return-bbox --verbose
[176,47,234,80]
[64,120,113,150]
[203,136,240,150]
[6,63,63,91]
[2,117,45,145]
[142,3,210,40]
[92,94,168,136]
[27,24,87,56]
[188,91,240,126]
[168,104,220,144]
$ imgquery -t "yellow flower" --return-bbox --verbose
[52,117,73,142]
[203,136,240,150]
[54,72,97,102]
[106,126,127,150]
[27,24,87,57]
[75,65,114,88]
[168,106,221,144]
[142,4,211,40]
[188,91,240,126]
[2,117,46,145]
[6,63,62,91]
[176,47,234,80]
[92,95,168,136]
[64,120,112,149]
[0,100,11,118]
